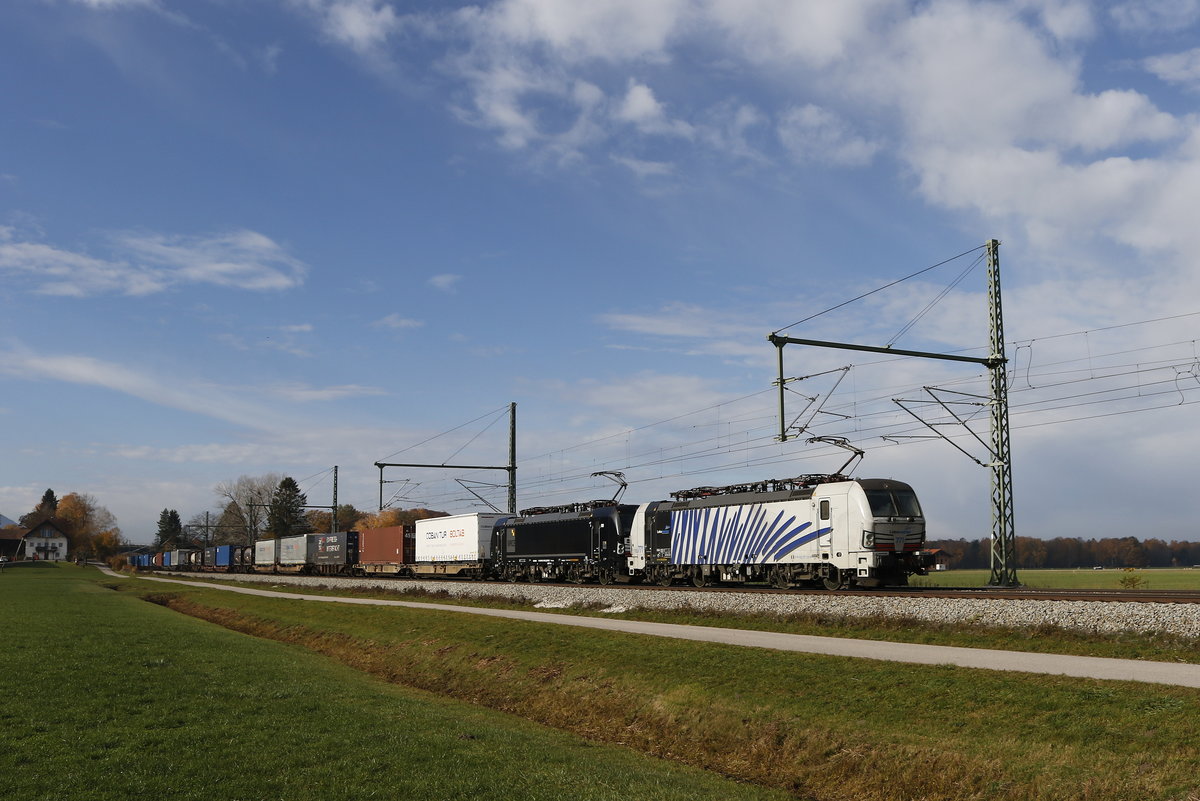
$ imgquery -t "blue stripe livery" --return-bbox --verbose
[669,505,831,565]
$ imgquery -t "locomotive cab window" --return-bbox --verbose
[865,489,922,518]
[819,500,830,520]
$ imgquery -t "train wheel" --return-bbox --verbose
[822,567,845,591]
[597,568,614,585]
[691,571,708,588]
[655,570,673,587]
[770,567,790,589]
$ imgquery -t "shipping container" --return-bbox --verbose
[415,513,504,566]
[254,539,278,568]
[307,531,358,567]
[214,545,234,568]
[278,534,307,566]
[153,552,164,567]
[357,525,415,574]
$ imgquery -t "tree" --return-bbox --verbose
[267,477,311,539]
[357,507,448,530]
[306,503,368,533]
[214,473,282,544]
[20,488,59,527]
[56,492,123,559]
[154,509,184,550]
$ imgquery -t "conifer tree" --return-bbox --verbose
[268,477,311,539]
[154,508,184,550]
[20,488,59,527]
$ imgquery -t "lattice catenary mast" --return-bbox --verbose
[769,239,1018,586]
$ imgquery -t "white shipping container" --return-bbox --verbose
[415,513,504,563]
[254,539,277,567]
[279,534,307,565]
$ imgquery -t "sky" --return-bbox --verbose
[2,0,1199,546]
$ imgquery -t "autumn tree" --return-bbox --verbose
[357,507,448,530]
[56,492,123,559]
[267,477,311,539]
[305,503,368,533]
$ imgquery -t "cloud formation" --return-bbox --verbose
[0,229,306,297]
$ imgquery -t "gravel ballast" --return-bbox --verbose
[158,571,1200,639]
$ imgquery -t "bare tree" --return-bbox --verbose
[213,473,282,545]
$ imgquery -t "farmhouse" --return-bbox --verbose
[21,518,72,561]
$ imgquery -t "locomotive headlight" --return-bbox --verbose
[862,530,874,548]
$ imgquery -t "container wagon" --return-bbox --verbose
[356,525,416,576]
[306,531,359,575]
[413,513,505,577]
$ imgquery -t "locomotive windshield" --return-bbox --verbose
[865,488,922,518]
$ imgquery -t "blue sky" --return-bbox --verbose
[3,0,1199,546]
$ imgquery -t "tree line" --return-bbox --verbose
[928,536,1200,570]
[154,473,447,550]
[2,488,125,559]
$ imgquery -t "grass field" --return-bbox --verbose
[81,565,1200,801]
[0,563,789,801]
[911,567,1200,590]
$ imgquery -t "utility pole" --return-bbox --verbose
[376,402,518,514]
[769,240,1018,586]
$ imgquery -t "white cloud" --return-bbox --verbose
[459,0,688,63]
[1013,0,1097,41]
[428,273,462,292]
[862,2,1178,154]
[66,0,158,8]
[374,313,424,329]
[612,155,675,178]
[0,229,306,297]
[288,0,405,57]
[562,370,737,424]
[1145,47,1200,90]
[616,81,694,138]
[0,346,288,431]
[700,0,898,67]
[265,382,387,402]
[600,301,771,362]
[117,230,307,291]
[777,104,879,166]
[1110,0,1200,31]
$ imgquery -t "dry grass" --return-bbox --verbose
[150,591,1200,801]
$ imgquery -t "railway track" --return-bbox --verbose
[160,569,1200,604]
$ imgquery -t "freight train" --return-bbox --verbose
[130,474,933,589]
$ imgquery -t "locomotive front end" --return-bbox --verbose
[856,479,931,586]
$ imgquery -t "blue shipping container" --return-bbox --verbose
[215,545,234,567]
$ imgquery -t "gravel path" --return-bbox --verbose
[157,571,1200,639]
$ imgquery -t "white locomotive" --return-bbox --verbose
[626,475,930,589]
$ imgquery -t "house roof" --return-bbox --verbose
[0,526,27,541]
[26,518,71,541]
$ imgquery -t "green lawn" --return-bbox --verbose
[911,567,1200,590]
[0,563,789,801]
[104,565,1200,801]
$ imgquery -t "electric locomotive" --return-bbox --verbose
[626,474,930,588]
